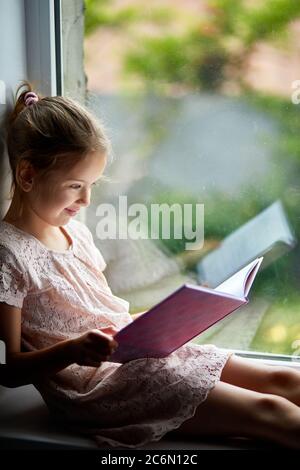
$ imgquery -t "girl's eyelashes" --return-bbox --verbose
[69,182,100,189]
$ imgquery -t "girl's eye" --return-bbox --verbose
[70,183,99,189]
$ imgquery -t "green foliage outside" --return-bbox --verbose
[84,0,173,36]
[84,0,300,91]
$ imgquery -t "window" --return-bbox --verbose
[1,0,300,365]
[83,0,300,363]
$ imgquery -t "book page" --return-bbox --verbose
[215,257,263,298]
[197,200,296,287]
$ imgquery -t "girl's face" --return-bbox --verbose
[29,150,107,227]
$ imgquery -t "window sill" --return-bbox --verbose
[220,348,300,369]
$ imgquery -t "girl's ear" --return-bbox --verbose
[16,159,36,192]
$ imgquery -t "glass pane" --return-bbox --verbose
[84,0,300,359]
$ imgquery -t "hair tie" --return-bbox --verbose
[24,91,39,107]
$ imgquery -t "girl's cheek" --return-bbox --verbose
[58,189,73,201]
[43,191,69,208]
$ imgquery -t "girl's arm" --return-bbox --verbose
[0,302,117,388]
[2,338,74,388]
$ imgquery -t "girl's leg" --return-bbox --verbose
[220,354,300,406]
[171,380,300,448]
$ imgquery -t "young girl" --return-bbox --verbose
[1,82,300,450]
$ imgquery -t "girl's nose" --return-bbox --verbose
[77,188,91,207]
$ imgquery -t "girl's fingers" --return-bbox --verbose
[79,347,117,366]
[90,329,116,343]
[85,347,113,359]
[85,347,114,362]
[99,326,119,336]
[93,333,118,350]
[85,331,119,356]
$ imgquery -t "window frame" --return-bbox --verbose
[223,349,300,369]
[24,0,63,96]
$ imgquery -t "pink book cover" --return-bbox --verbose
[109,257,263,364]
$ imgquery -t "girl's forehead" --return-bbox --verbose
[48,152,107,181]
[68,162,106,180]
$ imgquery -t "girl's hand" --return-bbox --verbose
[99,325,119,336]
[67,329,118,367]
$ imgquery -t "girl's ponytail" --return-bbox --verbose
[7,80,42,129]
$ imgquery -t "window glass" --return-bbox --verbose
[83,0,300,359]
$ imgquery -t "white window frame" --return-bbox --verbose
[24,0,63,96]
[221,349,300,370]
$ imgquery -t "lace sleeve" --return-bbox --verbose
[91,240,107,272]
[80,223,107,272]
[0,245,29,308]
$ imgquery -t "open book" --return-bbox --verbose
[109,257,263,364]
[197,200,296,288]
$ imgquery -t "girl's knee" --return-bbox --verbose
[267,367,300,395]
[252,393,300,448]
[256,393,293,427]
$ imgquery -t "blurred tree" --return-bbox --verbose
[84,0,300,91]
[84,0,173,35]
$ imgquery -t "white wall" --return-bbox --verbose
[0,0,27,90]
[0,0,28,218]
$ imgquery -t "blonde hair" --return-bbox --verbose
[5,80,111,206]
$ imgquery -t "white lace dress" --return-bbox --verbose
[0,219,233,448]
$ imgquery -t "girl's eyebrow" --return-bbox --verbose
[65,174,111,183]
[66,178,87,182]
[66,177,102,183]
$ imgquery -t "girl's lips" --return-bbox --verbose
[65,208,79,215]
